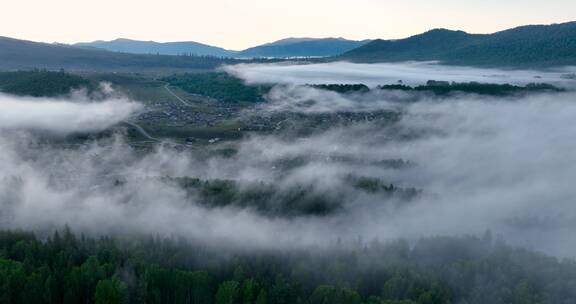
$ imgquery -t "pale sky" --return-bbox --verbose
[2,0,575,50]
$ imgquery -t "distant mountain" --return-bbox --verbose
[238,38,369,58]
[341,22,576,67]
[0,36,240,71]
[74,38,238,57]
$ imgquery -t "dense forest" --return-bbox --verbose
[237,38,368,58]
[309,84,370,94]
[308,81,564,97]
[158,175,419,217]
[162,73,271,103]
[340,22,576,67]
[0,37,283,72]
[0,69,562,103]
[378,81,564,96]
[0,70,94,97]
[0,229,575,304]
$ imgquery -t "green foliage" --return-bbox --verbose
[94,278,127,304]
[0,69,94,97]
[311,285,362,304]
[0,229,574,303]
[341,22,576,67]
[215,281,240,304]
[310,84,370,93]
[162,176,418,217]
[256,289,268,304]
[162,72,270,103]
[378,81,564,96]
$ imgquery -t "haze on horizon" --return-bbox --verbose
[1,0,575,50]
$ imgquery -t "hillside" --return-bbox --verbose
[341,22,576,67]
[239,37,369,58]
[73,37,370,59]
[74,38,238,57]
[0,36,240,72]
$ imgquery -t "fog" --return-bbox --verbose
[236,91,576,256]
[259,84,415,113]
[226,61,576,88]
[0,92,141,134]
[2,65,576,257]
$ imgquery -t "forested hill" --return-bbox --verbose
[238,38,369,58]
[0,37,241,72]
[74,38,238,57]
[2,229,576,304]
[340,21,576,67]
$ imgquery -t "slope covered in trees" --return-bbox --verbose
[0,229,575,304]
[74,37,369,59]
[239,38,369,58]
[341,22,576,67]
[162,73,271,103]
[0,37,241,72]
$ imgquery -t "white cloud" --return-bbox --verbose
[226,61,576,88]
[0,93,141,134]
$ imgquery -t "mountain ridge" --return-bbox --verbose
[74,38,237,57]
[74,37,369,58]
[0,36,240,71]
[340,21,576,67]
[238,37,369,58]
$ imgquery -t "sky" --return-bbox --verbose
[1,0,575,50]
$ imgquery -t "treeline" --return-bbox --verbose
[154,175,420,217]
[309,84,370,94]
[162,73,271,103]
[161,74,564,105]
[0,70,95,97]
[0,229,575,303]
[378,81,565,96]
[339,22,576,67]
[309,81,565,96]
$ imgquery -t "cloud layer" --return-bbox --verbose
[0,93,141,134]
[226,61,576,88]
[2,65,576,257]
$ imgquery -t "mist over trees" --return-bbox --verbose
[1,229,575,304]
[1,55,576,304]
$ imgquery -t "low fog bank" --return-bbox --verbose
[0,91,141,134]
[225,61,576,88]
[2,83,576,257]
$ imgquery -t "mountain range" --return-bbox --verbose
[74,37,369,58]
[75,38,236,57]
[0,36,240,71]
[236,38,369,58]
[341,22,576,67]
[1,21,575,71]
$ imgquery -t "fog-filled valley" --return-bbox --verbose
[2,61,576,303]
